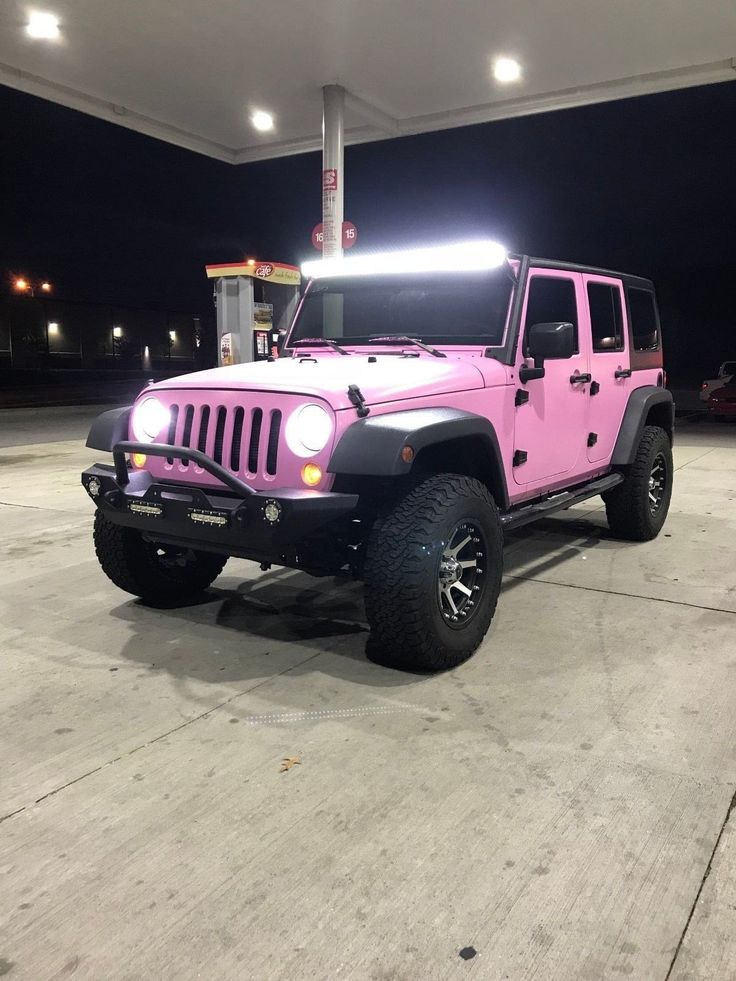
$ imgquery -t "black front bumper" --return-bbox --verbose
[81,441,358,561]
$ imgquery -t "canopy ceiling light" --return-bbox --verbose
[250,110,275,132]
[25,11,60,40]
[493,57,522,83]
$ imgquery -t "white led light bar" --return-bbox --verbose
[301,240,508,280]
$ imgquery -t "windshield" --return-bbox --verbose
[289,270,514,348]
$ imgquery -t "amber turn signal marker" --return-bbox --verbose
[401,445,415,463]
[301,463,323,486]
[132,453,147,468]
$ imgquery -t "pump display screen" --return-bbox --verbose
[290,270,513,348]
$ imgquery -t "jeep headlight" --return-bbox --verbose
[286,403,332,456]
[131,396,170,442]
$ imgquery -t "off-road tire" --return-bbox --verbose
[363,474,503,672]
[603,425,673,541]
[93,510,227,605]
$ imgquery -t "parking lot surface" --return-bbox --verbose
[1,407,734,980]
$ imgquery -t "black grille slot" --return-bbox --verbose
[166,404,179,464]
[247,408,263,473]
[266,410,281,475]
[180,405,194,467]
[230,407,245,471]
[197,405,210,453]
[213,407,227,465]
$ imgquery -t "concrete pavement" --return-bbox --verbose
[0,408,734,980]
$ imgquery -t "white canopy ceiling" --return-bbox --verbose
[1,0,734,163]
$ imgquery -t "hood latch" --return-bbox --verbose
[347,384,370,418]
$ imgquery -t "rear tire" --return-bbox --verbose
[93,511,227,605]
[363,474,503,672]
[603,425,673,541]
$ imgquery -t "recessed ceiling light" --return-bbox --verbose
[493,57,522,83]
[26,11,60,40]
[251,110,274,132]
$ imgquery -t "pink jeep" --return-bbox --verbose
[83,242,674,671]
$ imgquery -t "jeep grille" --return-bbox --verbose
[135,390,330,492]
[162,401,281,475]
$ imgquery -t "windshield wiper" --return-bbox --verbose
[291,337,350,356]
[368,335,446,358]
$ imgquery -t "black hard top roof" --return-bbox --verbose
[513,254,654,291]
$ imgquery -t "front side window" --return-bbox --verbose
[289,270,514,348]
[628,288,660,352]
[523,276,578,355]
[587,282,624,352]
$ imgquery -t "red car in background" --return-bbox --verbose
[708,380,736,419]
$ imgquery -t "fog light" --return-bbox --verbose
[263,500,282,524]
[301,463,322,486]
[132,453,147,468]
[87,477,101,497]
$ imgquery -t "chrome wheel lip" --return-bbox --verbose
[648,452,667,515]
[436,520,487,629]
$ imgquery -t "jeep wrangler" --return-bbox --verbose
[82,242,673,672]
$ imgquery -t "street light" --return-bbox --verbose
[13,277,53,297]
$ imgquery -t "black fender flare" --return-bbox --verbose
[611,386,674,466]
[328,407,509,509]
[86,405,132,451]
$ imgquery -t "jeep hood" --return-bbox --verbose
[153,355,508,410]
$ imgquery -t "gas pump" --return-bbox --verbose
[205,260,301,366]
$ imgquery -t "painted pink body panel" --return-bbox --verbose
[154,355,489,410]
[512,268,591,488]
[585,273,632,465]
[132,354,513,493]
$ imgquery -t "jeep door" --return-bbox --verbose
[512,269,591,486]
[583,276,631,463]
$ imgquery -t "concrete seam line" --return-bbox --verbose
[673,447,718,470]
[664,786,736,980]
[503,573,736,617]
[7,650,325,819]
[0,499,86,514]
[0,805,27,825]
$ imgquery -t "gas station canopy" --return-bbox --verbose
[1,0,734,164]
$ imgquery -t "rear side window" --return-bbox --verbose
[587,283,624,352]
[628,288,660,351]
[524,276,578,355]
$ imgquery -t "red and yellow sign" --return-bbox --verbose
[205,260,301,286]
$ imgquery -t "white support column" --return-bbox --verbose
[215,275,254,365]
[322,84,345,260]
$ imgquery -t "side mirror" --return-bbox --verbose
[519,321,576,382]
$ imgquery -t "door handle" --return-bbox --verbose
[614,368,632,379]
[570,373,592,384]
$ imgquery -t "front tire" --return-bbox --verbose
[363,474,503,672]
[93,511,228,605]
[604,425,673,541]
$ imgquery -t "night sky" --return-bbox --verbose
[1,79,735,379]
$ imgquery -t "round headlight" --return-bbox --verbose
[286,403,333,456]
[131,397,170,442]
